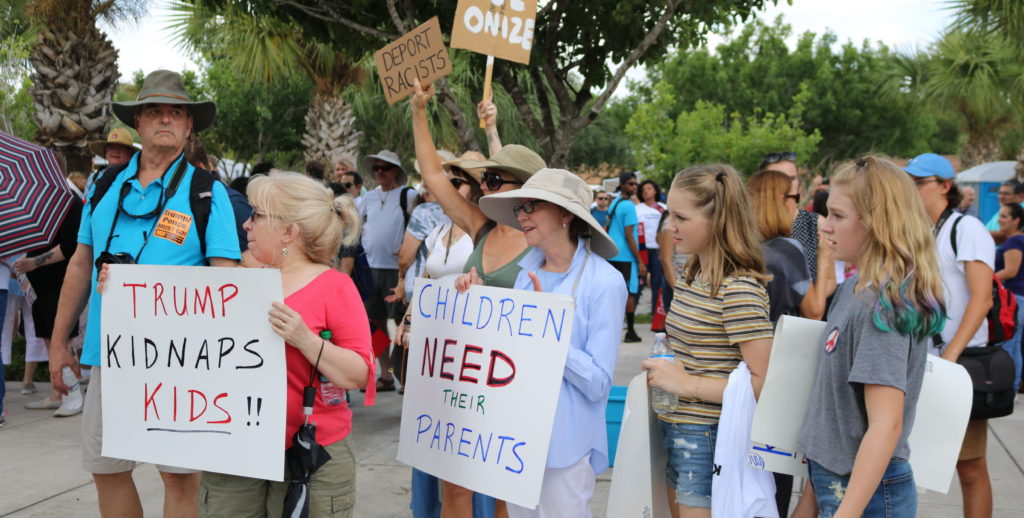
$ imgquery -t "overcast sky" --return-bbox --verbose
[101,0,955,86]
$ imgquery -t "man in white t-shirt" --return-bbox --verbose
[906,152,995,517]
[359,149,417,391]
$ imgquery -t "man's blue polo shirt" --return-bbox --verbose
[77,153,241,366]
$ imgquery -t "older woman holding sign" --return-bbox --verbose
[200,171,375,517]
[456,168,627,516]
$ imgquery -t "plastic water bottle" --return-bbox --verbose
[61,366,83,413]
[318,330,346,406]
[649,333,675,415]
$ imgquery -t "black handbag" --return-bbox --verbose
[957,345,1016,420]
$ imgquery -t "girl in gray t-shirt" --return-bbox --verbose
[791,157,946,517]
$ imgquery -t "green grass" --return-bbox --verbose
[634,313,653,324]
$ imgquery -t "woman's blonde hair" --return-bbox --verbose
[832,156,946,338]
[671,164,768,296]
[247,171,360,265]
[747,169,795,240]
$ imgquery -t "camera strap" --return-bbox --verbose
[101,155,190,258]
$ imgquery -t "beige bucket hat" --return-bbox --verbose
[456,144,546,183]
[112,70,216,132]
[88,128,137,157]
[479,168,618,259]
[442,150,487,183]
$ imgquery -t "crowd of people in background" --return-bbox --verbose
[2,68,1022,518]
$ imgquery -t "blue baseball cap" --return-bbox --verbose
[903,153,955,179]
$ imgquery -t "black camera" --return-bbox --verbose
[95,251,136,272]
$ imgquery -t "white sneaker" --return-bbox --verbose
[53,403,82,417]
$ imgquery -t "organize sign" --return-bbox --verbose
[374,16,453,105]
[397,278,573,509]
[451,0,538,64]
[100,264,286,481]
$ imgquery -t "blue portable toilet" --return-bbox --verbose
[955,161,1018,223]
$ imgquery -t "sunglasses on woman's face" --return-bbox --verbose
[449,177,468,189]
[784,193,801,204]
[482,171,523,191]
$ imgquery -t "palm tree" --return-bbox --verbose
[168,0,363,166]
[948,0,1024,174]
[23,0,144,173]
[921,30,1021,168]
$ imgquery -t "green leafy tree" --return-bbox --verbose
[630,17,941,170]
[0,3,37,139]
[189,0,780,167]
[626,80,821,185]
[199,59,313,168]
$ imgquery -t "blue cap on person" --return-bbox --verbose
[903,153,955,179]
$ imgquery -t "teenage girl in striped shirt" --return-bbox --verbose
[643,164,774,517]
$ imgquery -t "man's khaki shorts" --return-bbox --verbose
[81,365,199,474]
[957,418,988,462]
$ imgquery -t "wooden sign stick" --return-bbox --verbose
[479,55,494,129]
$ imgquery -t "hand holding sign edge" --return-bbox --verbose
[411,77,435,112]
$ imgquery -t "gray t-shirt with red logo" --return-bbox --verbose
[798,275,928,476]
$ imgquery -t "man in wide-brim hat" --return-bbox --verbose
[47,69,240,517]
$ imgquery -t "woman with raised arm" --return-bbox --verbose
[411,78,546,518]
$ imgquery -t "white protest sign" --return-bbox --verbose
[397,277,573,509]
[750,316,974,493]
[451,0,538,65]
[607,372,670,518]
[749,316,826,477]
[907,355,972,493]
[100,264,286,480]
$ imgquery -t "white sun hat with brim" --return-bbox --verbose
[478,168,619,259]
[413,149,456,176]
[363,149,408,186]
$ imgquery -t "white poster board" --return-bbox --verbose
[607,373,670,518]
[906,355,972,493]
[100,264,286,480]
[397,278,573,509]
[749,316,974,493]
[749,316,826,478]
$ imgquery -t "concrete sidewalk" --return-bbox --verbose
[3,325,1024,516]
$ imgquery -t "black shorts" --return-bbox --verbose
[608,260,638,295]
[364,268,407,321]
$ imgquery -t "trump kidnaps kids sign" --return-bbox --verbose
[100,265,286,480]
[397,278,573,509]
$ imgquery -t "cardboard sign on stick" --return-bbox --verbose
[397,278,573,509]
[374,16,453,105]
[451,0,538,65]
[607,373,670,518]
[100,265,287,480]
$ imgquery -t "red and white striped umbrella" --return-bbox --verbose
[0,131,76,258]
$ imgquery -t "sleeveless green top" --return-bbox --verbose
[462,231,531,289]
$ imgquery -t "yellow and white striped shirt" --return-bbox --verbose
[661,274,773,425]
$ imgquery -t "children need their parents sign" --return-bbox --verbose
[397,278,573,509]
[451,0,537,64]
[375,16,453,105]
[100,264,287,481]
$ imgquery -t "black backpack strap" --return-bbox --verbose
[949,214,965,257]
[399,186,414,227]
[605,197,625,230]
[189,167,215,259]
[88,163,130,214]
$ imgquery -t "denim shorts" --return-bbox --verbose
[808,458,916,517]
[658,420,717,509]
